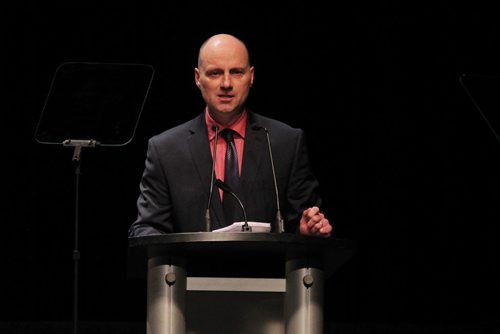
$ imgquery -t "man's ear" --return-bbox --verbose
[194,68,201,87]
[250,66,255,86]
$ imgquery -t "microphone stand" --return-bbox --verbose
[215,179,252,232]
[205,126,219,232]
[63,139,97,334]
[263,128,285,234]
[253,126,285,233]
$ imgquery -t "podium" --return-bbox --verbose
[128,233,356,334]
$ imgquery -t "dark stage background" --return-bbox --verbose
[3,2,500,333]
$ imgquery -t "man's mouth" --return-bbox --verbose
[218,95,234,102]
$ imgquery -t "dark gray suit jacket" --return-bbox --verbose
[128,111,322,236]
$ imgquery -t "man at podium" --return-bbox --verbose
[128,33,332,238]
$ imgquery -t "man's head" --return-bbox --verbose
[194,34,254,125]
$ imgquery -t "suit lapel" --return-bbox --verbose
[240,116,267,189]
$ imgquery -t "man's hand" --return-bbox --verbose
[299,206,332,237]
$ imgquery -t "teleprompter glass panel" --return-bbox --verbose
[35,62,154,146]
[460,73,500,142]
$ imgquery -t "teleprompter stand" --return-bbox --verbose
[128,233,356,334]
[460,73,500,144]
[35,62,154,334]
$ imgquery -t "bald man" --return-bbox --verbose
[129,33,332,237]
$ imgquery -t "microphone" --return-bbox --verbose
[215,179,251,232]
[205,125,219,232]
[253,126,285,233]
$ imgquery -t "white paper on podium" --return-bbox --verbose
[212,221,271,233]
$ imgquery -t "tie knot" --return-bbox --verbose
[220,128,236,143]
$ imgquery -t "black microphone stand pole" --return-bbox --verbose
[63,139,97,334]
[205,126,219,232]
[215,179,252,232]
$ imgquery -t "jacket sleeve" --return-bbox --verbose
[128,137,174,237]
[284,129,322,233]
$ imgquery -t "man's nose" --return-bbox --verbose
[221,73,232,89]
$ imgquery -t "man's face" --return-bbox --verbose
[195,38,254,120]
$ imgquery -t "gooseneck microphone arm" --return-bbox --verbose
[215,179,251,232]
[205,126,219,232]
[253,126,285,233]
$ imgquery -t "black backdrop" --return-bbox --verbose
[3,2,500,330]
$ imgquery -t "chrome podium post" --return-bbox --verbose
[285,257,325,334]
[147,256,187,334]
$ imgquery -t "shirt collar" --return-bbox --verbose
[205,108,247,141]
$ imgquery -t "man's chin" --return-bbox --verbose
[215,106,239,115]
